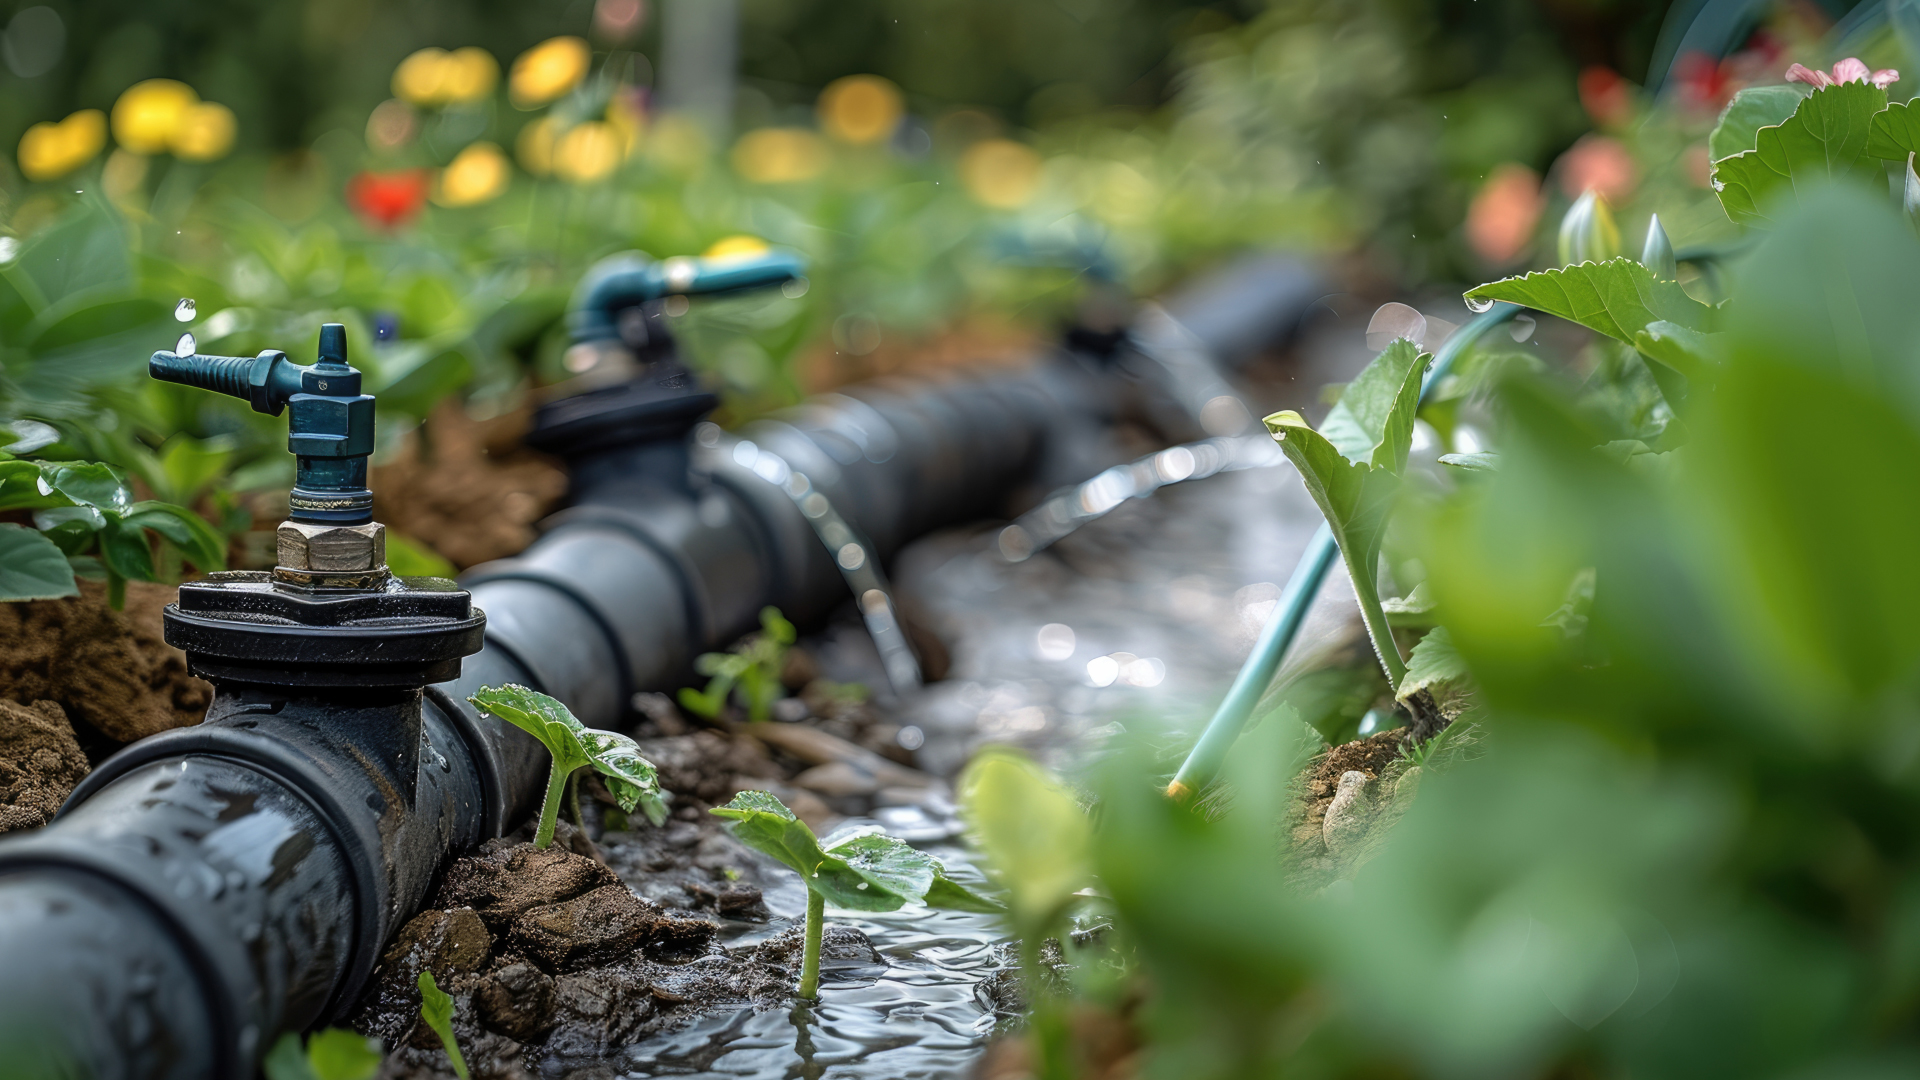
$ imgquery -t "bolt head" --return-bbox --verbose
[277,520,386,573]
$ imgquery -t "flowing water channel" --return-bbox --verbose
[584,451,1349,1078]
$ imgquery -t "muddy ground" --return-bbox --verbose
[0,578,210,829]
[370,400,569,570]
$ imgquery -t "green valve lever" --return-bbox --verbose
[569,246,805,345]
[151,322,387,589]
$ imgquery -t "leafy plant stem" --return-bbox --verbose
[106,570,125,610]
[535,759,571,850]
[799,887,825,999]
[1354,560,1408,686]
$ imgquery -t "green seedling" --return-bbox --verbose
[261,1027,382,1080]
[1264,339,1429,689]
[680,606,797,723]
[416,971,469,1080]
[711,790,1000,998]
[0,454,225,607]
[469,684,668,849]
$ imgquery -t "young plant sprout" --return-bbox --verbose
[679,606,797,723]
[469,684,668,849]
[261,1027,382,1080]
[711,790,1000,998]
[416,971,470,1080]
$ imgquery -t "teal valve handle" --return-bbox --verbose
[569,247,807,344]
[1166,302,1523,799]
[150,323,376,525]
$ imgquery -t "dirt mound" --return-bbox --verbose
[1288,729,1410,883]
[371,401,568,570]
[0,700,89,832]
[0,579,209,747]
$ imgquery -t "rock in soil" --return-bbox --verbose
[0,579,209,747]
[0,699,89,833]
[1321,771,1373,856]
[1288,729,1408,884]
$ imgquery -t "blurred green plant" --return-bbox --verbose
[415,971,469,1080]
[261,1028,382,1080]
[679,605,796,723]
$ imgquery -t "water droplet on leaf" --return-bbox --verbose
[173,298,195,322]
[35,475,52,496]
[1509,314,1536,342]
[175,333,195,356]
[1465,297,1495,314]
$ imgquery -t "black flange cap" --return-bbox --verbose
[166,573,486,688]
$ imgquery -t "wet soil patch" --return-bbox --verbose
[1287,729,1412,887]
[359,829,881,1080]
[0,699,89,832]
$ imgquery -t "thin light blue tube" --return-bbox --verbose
[1166,302,1523,798]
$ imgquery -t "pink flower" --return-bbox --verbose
[1786,58,1899,89]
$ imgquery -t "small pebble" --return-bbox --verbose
[1322,770,1373,855]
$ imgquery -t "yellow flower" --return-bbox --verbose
[703,235,770,261]
[510,36,591,108]
[18,109,106,181]
[396,46,500,106]
[442,47,499,103]
[553,121,622,183]
[436,142,510,206]
[817,75,903,145]
[959,139,1042,209]
[731,128,828,184]
[112,79,198,154]
[516,117,556,176]
[393,47,450,104]
[171,102,236,161]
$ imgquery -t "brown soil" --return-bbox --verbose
[1287,729,1410,885]
[359,827,878,1080]
[0,578,209,747]
[370,400,568,570]
[0,700,89,832]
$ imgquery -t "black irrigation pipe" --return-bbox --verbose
[0,251,1320,1079]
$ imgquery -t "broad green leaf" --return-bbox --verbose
[1464,258,1715,344]
[46,462,129,513]
[1266,413,1404,648]
[823,832,937,903]
[154,433,233,505]
[1438,452,1501,472]
[0,460,64,512]
[468,684,664,821]
[1709,85,1807,161]
[100,518,155,582]
[1633,320,1722,385]
[1318,338,1428,468]
[1868,96,1920,160]
[123,502,228,573]
[709,791,911,910]
[0,524,77,600]
[416,971,470,1080]
[306,1029,382,1080]
[957,749,1092,937]
[1711,81,1887,227]
[1398,626,1470,702]
[33,505,105,533]
[923,865,1006,913]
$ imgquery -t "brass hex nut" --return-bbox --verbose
[277,520,386,573]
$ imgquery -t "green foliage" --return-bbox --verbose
[1868,96,1920,160]
[468,684,666,849]
[1463,258,1716,344]
[262,1029,382,1080]
[1264,338,1426,686]
[1557,190,1621,266]
[415,971,469,1080]
[0,523,77,601]
[1395,625,1468,703]
[679,606,796,723]
[711,790,997,997]
[1710,81,1888,227]
[1708,84,1808,161]
[0,451,224,605]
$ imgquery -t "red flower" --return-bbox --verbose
[1578,67,1635,129]
[346,169,432,231]
[1786,58,1899,89]
[1674,51,1737,110]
